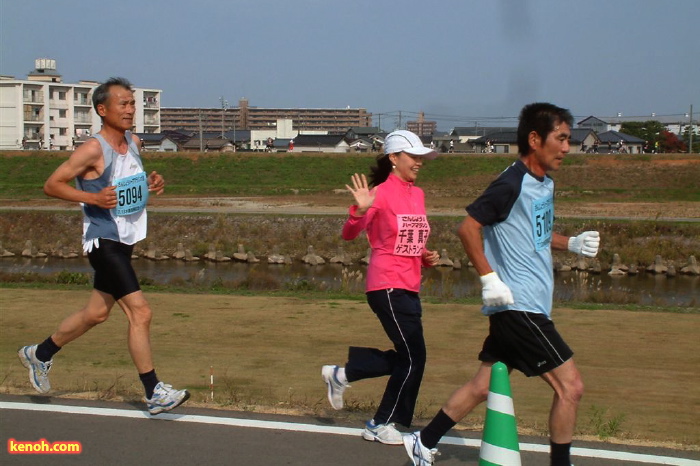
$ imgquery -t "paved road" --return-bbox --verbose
[2,395,698,465]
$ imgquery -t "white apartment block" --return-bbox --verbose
[0,59,161,150]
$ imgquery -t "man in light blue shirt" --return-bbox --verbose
[404,103,600,466]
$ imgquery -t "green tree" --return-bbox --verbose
[620,120,666,148]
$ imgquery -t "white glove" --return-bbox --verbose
[82,238,100,254]
[480,272,515,306]
[568,231,600,257]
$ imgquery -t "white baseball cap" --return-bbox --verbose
[383,130,438,159]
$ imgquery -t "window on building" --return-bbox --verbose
[59,109,67,118]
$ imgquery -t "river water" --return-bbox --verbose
[1,256,697,308]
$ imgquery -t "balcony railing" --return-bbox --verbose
[23,91,44,103]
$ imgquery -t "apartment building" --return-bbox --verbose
[161,98,372,134]
[0,59,161,150]
[406,112,437,136]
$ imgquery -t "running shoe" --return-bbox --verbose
[18,345,52,394]
[321,365,349,410]
[362,419,403,445]
[145,381,190,415]
[404,431,439,465]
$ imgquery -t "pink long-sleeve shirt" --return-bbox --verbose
[342,173,432,293]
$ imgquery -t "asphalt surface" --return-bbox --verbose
[2,394,698,465]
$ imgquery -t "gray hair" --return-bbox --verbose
[92,77,133,115]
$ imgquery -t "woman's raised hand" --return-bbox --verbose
[346,173,375,214]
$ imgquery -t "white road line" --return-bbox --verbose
[1,402,697,465]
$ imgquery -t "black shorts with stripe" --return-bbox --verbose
[478,310,573,377]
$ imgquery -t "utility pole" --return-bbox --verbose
[690,105,694,154]
[219,96,228,138]
[198,110,203,152]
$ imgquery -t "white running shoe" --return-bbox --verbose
[404,431,439,465]
[18,345,52,394]
[321,365,349,410]
[145,381,190,415]
[362,419,403,445]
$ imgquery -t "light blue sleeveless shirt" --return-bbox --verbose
[77,131,148,249]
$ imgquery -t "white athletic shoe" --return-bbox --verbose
[403,431,439,465]
[145,382,190,415]
[362,419,403,445]
[18,345,52,394]
[321,365,349,410]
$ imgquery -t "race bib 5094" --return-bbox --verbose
[114,172,148,216]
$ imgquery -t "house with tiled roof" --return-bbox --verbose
[578,115,698,136]
[470,131,518,154]
[134,133,179,152]
[289,134,350,153]
[570,128,600,153]
[596,130,645,154]
[450,126,516,143]
[469,128,599,154]
[180,135,235,152]
[577,116,609,134]
[345,127,382,139]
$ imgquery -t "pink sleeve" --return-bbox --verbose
[342,205,368,240]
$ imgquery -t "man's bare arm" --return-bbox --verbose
[43,139,117,209]
[457,215,492,275]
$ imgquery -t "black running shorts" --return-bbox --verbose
[478,310,573,377]
[87,239,140,300]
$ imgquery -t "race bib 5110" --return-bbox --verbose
[394,214,430,256]
[114,172,148,216]
[531,195,553,251]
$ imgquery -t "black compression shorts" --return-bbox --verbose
[87,239,140,300]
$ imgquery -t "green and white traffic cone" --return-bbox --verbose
[479,361,521,466]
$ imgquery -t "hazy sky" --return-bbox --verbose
[2,0,698,130]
